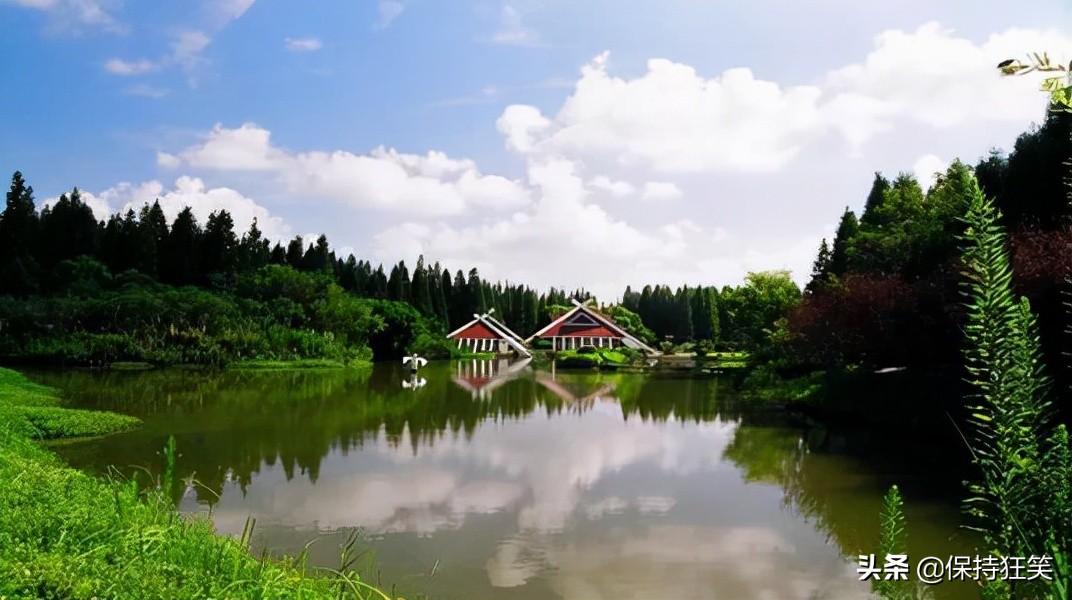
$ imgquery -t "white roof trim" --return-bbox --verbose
[524,302,659,355]
[446,317,481,339]
[447,313,531,358]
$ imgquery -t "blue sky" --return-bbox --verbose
[2,0,1071,297]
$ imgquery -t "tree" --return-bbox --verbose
[0,171,41,295]
[858,172,890,227]
[285,236,304,269]
[200,210,238,280]
[37,188,98,270]
[238,217,270,272]
[805,238,832,295]
[137,201,169,277]
[827,208,858,277]
[409,255,434,318]
[302,234,331,273]
[161,207,202,285]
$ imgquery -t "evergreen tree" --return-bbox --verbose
[0,171,41,295]
[138,201,169,277]
[805,238,832,295]
[285,236,304,269]
[828,208,858,277]
[238,217,270,272]
[200,210,238,279]
[161,207,202,285]
[37,188,98,270]
[302,234,331,273]
[859,172,891,227]
[410,255,434,317]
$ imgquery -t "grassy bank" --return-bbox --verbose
[0,367,395,599]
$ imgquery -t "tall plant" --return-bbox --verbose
[960,180,1072,597]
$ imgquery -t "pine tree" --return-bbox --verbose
[859,172,891,227]
[200,210,238,279]
[0,171,41,295]
[805,238,832,295]
[161,207,202,285]
[410,255,434,317]
[828,209,858,278]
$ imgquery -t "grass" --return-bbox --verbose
[704,351,750,369]
[228,358,356,370]
[0,367,397,599]
[555,348,632,369]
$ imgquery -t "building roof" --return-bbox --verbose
[525,299,659,355]
[447,312,532,358]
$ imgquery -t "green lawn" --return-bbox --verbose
[0,367,396,599]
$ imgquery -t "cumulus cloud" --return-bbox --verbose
[912,154,948,191]
[284,37,321,52]
[824,23,1071,134]
[497,52,825,173]
[60,177,293,242]
[170,123,531,216]
[141,23,1070,298]
[498,26,1070,176]
[587,176,635,198]
[641,181,683,202]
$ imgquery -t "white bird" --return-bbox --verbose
[402,354,428,373]
[402,377,427,389]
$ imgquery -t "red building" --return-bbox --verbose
[446,311,531,358]
[525,299,658,354]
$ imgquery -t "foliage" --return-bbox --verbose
[0,368,397,599]
[959,188,1072,598]
[871,486,932,600]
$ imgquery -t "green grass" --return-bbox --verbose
[705,351,750,369]
[0,367,397,599]
[229,358,357,370]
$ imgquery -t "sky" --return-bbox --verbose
[1,0,1071,299]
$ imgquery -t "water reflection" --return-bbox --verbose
[34,361,977,599]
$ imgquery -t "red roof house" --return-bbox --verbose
[525,299,658,355]
[447,311,531,358]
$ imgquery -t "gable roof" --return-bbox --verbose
[525,299,659,355]
[447,312,532,358]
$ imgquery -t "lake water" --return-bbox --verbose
[31,360,981,599]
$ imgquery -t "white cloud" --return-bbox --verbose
[213,0,254,23]
[139,23,1070,298]
[41,189,112,221]
[913,154,948,191]
[170,123,531,216]
[489,5,541,47]
[68,177,292,243]
[284,37,321,52]
[499,53,825,173]
[823,23,1072,142]
[587,176,635,198]
[171,29,212,73]
[104,57,157,75]
[10,0,124,33]
[641,181,683,202]
[156,151,181,168]
[181,123,287,171]
[374,0,404,29]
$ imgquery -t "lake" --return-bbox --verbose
[30,360,980,599]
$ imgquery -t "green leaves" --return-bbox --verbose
[959,183,1072,598]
